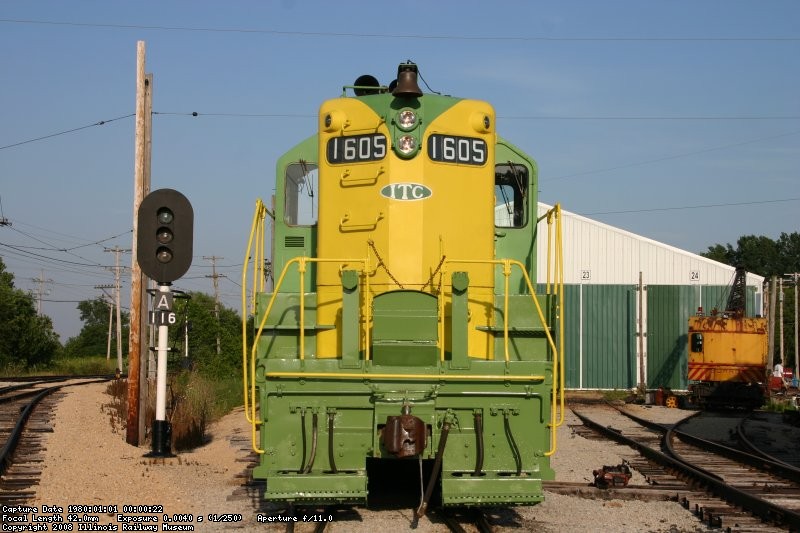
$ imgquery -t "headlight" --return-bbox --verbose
[396,135,417,157]
[397,109,417,131]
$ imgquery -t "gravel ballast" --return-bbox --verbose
[22,382,706,532]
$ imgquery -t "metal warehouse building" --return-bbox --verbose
[535,203,764,391]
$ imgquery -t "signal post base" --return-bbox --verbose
[144,419,175,458]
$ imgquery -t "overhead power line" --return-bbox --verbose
[158,110,800,121]
[4,110,799,152]
[3,228,132,252]
[153,111,314,119]
[503,115,800,121]
[0,113,134,151]
[543,129,800,182]
[0,242,106,267]
[1,18,798,41]
[582,197,800,216]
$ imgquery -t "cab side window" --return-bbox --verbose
[495,162,528,228]
[284,161,319,226]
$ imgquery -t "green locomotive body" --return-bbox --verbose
[243,63,564,509]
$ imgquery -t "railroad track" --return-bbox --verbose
[737,410,800,469]
[573,403,800,532]
[0,376,114,506]
[219,405,502,532]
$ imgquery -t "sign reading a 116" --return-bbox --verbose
[148,291,176,326]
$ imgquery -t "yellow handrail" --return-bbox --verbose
[241,199,268,424]
[248,257,367,453]
[444,204,565,455]
[266,371,545,381]
[243,203,565,456]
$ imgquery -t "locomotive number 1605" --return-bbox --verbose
[427,134,487,165]
[327,134,387,164]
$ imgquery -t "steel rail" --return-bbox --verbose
[612,406,800,484]
[436,507,494,533]
[675,424,800,484]
[613,405,800,485]
[0,378,113,476]
[736,416,800,471]
[573,409,800,530]
[0,388,53,476]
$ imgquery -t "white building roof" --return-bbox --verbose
[534,202,764,290]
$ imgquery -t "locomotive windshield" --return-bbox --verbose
[495,162,528,228]
[284,160,319,226]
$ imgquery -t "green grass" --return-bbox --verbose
[764,397,798,412]
[1,356,120,377]
[51,356,120,375]
[602,389,632,402]
[102,370,244,451]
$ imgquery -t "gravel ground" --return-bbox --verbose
[20,383,707,532]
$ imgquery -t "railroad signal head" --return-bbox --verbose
[137,188,193,283]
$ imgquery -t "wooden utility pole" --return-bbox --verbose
[128,41,152,447]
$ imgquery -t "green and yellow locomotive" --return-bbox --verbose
[242,63,564,510]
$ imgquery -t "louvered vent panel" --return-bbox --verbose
[285,236,305,248]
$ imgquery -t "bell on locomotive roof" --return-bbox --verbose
[392,62,423,98]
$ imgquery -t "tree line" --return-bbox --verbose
[0,255,243,376]
[701,232,800,369]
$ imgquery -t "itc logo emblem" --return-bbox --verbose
[380,183,432,201]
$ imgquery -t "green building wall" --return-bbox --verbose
[547,283,759,390]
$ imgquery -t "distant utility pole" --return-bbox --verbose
[105,246,129,374]
[0,196,11,227]
[768,276,777,371]
[203,256,224,356]
[30,270,53,314]
[786,273,800,385]
[95,284,116,361]
[780,277,785,368]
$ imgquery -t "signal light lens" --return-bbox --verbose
[157,208,174,225]
[157,228,173,244]
[156,247,173,264]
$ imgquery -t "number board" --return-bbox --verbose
[427,134,487,165]
[326,134,387,164]
[149,310,177,326]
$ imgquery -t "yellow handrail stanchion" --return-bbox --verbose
[503,260,511,364]
[298,258,306,361]
[555,205,566,427]
[241,199,265,424]
[249,260,297,453]
[364,249,372,362]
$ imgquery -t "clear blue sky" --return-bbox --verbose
[1,1,798,341]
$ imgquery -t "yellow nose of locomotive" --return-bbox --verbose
[315,66,496,360]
